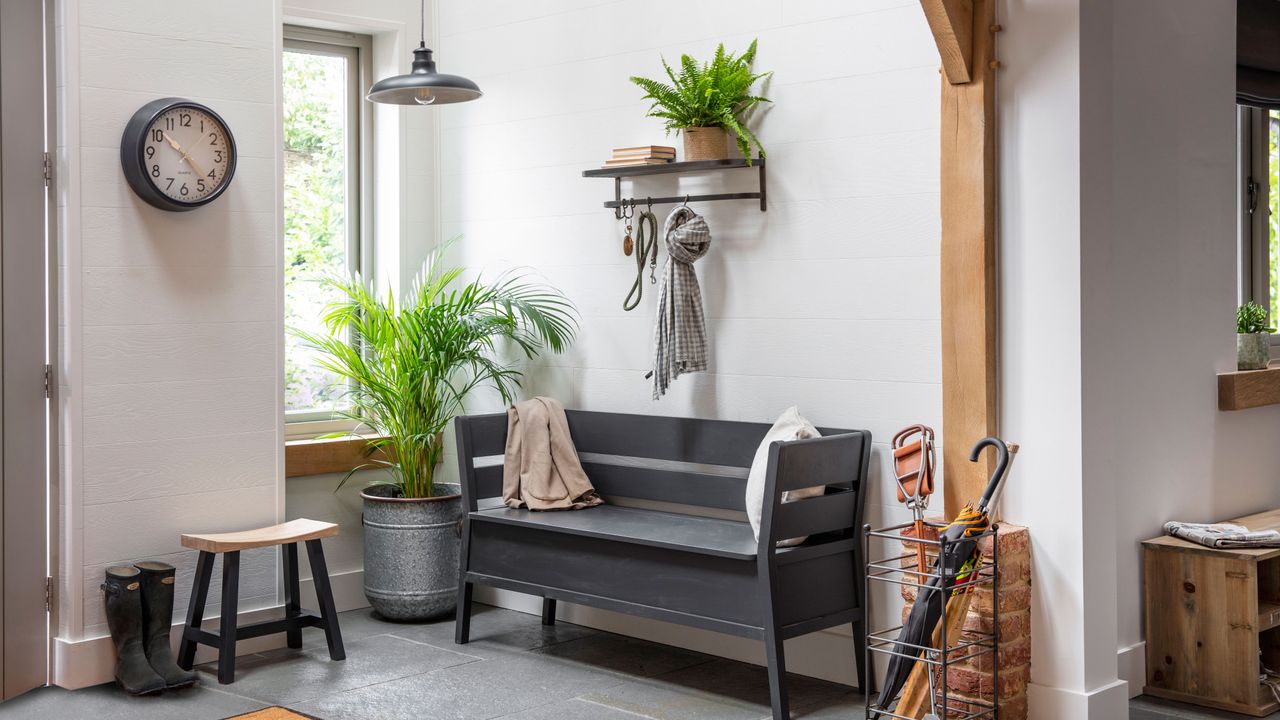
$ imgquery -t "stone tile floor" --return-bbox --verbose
[0,604,1268,719]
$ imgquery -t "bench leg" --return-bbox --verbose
[305,539,345,662]
[455,580,473,644]
[764,625,789,720]
[217,551,240,684]
[541,598,557,626]
[283,543,302,650]
[177,550,214,670]
[852,618,870,695]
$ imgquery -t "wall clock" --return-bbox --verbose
[120,97,237,212]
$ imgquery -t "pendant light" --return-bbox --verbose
[367,0,481,106]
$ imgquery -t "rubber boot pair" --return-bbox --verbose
[101,561,198,695]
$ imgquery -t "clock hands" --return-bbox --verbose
[161,132,209,180]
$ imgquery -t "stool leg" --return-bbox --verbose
[283,543,302,649]
[455,581,473,644]
[541,598,557,626]
[177,551,215,670]
[305,539,345,661]
[218,551,240,684]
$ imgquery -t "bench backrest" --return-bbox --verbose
[453,410,871,525]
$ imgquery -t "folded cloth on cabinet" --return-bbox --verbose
[1164,521,1280,548]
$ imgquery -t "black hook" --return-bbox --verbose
[969,437,1009,512]
[647,196,653,211]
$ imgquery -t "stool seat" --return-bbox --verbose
[181,519,338,553]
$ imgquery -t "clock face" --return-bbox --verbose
[121,98,237,211]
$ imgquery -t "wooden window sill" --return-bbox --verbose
[1218,365,1280,411]
[285,435,386,478]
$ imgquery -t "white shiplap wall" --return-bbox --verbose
[436,0,942,684]
[56,0,284,648]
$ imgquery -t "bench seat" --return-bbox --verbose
[472,501,758,560]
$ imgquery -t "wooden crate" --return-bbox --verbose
[1143,509,1280,717]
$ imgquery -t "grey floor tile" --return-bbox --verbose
[583,680,766,720]
[0,682,265,720]
[498,697,654,719]
[1130,694,1280,718]
[199,632,479,705]
[390,605,597,658]
[786,690,869,719]
[291,647,624,720]
[300,607,412,644]
[530,632,715,679]
[584,657,852,720]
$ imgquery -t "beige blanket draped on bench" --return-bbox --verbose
[503,397,603,511]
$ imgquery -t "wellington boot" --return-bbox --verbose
[102,567,166,695]
[135,561,198,689]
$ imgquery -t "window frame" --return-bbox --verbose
[282,26,374,438]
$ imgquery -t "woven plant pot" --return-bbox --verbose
[683,127,729,161]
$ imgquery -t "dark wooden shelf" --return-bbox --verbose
[583,156,766,217]
[582,157,763,179]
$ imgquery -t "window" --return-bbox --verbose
[1240,106,1280,334]
[283,27,371,428]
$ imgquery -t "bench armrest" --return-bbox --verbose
[758,430,872,548]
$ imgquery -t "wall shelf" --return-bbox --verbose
[1218,365,1280,411]
[583,157,766,218]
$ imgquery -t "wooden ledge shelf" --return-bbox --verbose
[285,435,386,478]
[1218,365,1280,411]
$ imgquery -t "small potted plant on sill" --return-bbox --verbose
[630,39,771,163]
[1237,301,1273,371]
[293,241,577,620]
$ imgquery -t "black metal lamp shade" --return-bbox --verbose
[367,45,481,106]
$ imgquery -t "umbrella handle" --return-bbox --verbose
[971,437,1010,513]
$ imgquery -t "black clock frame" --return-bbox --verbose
[120,97,237,212]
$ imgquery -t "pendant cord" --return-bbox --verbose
[420,0,426,47]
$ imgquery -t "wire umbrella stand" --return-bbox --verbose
[863,520,1002,720]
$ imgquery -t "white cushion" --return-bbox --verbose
[746,407,825,547]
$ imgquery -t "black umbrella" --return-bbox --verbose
[871,437,1013,719]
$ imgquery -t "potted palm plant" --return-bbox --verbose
[630,40,770,163]
[1237,301,1273,371]
[294,243,577,620]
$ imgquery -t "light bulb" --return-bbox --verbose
[414,88,435,105]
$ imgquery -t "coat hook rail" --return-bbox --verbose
[583,156,767,219]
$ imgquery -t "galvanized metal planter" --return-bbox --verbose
[361,482,461,621]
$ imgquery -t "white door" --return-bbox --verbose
[0,0,52,700]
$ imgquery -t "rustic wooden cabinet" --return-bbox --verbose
[1143,509,1280,717]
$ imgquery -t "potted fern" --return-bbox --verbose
[293,242,577,619]
[1238,301,1273,370]
[630,40,770,163]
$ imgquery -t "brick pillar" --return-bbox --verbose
[899,522,1031,720]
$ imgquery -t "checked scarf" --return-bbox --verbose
[651,206,711,399]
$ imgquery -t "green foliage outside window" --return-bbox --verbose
[284,49,350,413]
[1270,111,1279,326]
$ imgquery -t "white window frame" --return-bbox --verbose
[283,26,375,439]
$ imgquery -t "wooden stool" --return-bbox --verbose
[176,518,345,684]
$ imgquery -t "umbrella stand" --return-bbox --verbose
[863,521,1002,720]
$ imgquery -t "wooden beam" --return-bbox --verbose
[920,0,974,84]
[929,0,999,518]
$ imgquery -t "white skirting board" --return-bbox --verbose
[1118,642,1145,698]
[1027,678,1130,720]
[52,568,369,689]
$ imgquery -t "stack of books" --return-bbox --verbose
[602,145,676,167]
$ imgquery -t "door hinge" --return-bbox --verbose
[44,576,52,612]
[42,152,52,187]
[43,364,52,399]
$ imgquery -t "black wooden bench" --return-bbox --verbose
[452,410,871,720]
